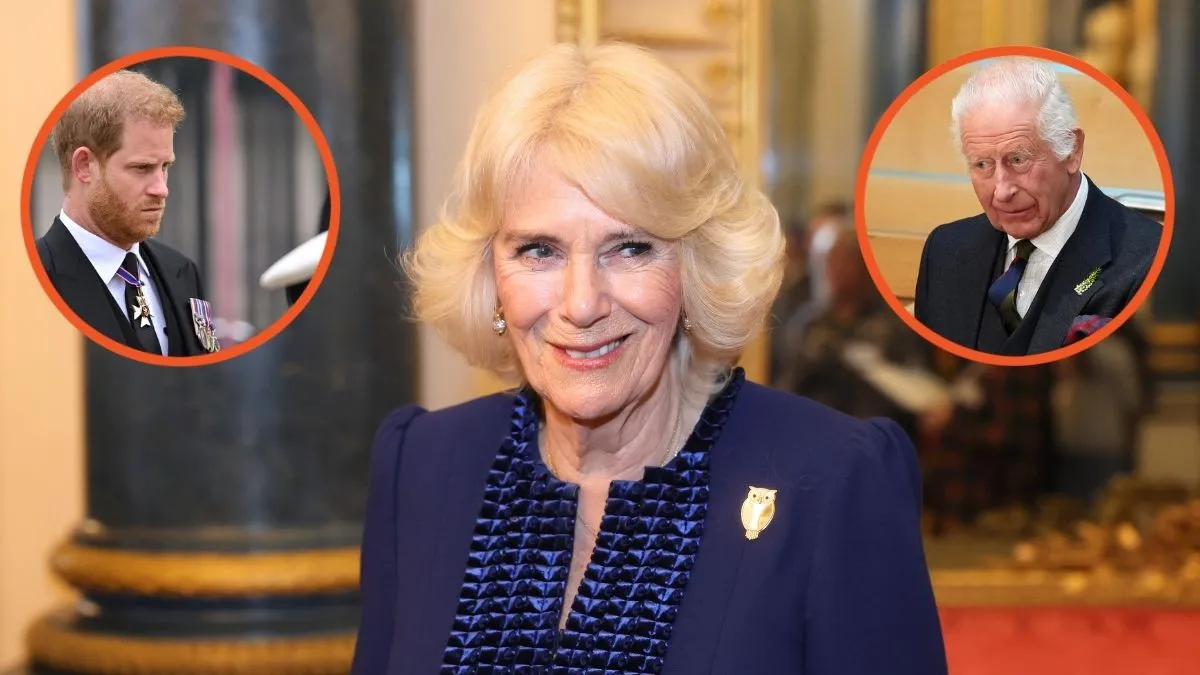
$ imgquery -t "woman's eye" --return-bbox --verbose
[516,243,555,259]
[615,241,652,257]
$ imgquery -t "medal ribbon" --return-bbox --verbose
[115,266,143,288]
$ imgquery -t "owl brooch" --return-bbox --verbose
[740,486,777,540]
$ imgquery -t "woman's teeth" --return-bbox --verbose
[565,337,624,359]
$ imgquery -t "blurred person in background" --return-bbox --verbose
[36,69,219,356]
[786,227,936,439]
[769,201,852,388]
[919,359,1057,532]
[352,42,946,675]
[1051,321,1149,502]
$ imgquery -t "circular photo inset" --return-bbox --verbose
[22,46,339,365]
[856,45,1172,366]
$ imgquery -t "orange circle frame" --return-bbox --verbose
[21,45,342,367]
[854,45,1175,367]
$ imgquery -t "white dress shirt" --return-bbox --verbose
[60,210,170,355]
[1004,175,1089,317]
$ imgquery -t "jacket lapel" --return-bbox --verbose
[975,240,1013,353]
[389,395,516,673]
[946,219,1007,351]
[1020,178,1114,354]
[40,218,135,345]
[664,380,766,673]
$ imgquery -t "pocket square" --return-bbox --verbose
[1064,315,1111,345]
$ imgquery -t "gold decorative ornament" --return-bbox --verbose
[553,0,762,180]
[27,612,354,675]
[702,59,738,91]
[50,542,360,597]
[931,477,1200,607]
[932,564,1200,607]
[741,486,776,539]
[555,0,584,44]
[704,0,740,26]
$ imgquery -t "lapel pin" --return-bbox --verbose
[741,486,777,540]
[1074,267,1103,295]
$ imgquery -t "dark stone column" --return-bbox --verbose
[1151,0,1200,322]
[866,0,927,135]
[22,0,416,673]
[1142,0,1200,383]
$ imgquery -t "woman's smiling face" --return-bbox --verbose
[493,168,683,421]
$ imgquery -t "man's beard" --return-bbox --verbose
[87,174,165,248]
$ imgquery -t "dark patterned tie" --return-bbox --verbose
[121,253,164,355]
[986,239,1036,333]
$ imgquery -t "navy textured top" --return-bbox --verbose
[352,369,948,674]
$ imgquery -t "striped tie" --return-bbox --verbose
[987,239,1036,333]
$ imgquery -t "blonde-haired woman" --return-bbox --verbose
[352,42,946,674]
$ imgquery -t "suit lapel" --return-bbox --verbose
[665,382,763,673]
[40,218,136,345]
[976,242,1012,353]
[140,241,195,356]
[944,219,1006,351]
[389,396,515,673]
[1021,178,1114,354]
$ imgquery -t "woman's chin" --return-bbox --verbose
[541,391,622,423]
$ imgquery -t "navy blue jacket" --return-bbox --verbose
[352,377,947,674]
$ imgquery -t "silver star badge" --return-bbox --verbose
[132,296,154,328]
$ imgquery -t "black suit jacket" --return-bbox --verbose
[36,217,213,356]
[913,176,1161,356]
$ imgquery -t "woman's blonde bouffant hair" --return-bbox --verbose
[404,42,785,405]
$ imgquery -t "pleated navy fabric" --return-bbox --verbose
[440,369,745,674]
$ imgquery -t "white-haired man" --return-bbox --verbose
[913,58,1161,356]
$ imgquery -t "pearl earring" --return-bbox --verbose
[682,314,693,332]
[492,308,507,336]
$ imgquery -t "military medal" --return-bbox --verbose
[115,265,154,328]
[189,298,221,353]
[740,486,777,540]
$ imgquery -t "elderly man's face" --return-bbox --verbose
[493,168,683,422]
[960,101,1083,240]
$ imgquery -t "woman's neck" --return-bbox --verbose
[540,376,694,484]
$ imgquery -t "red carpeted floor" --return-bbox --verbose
[940,607,1200,675]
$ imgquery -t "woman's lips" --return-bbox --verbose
[552,335,630,370]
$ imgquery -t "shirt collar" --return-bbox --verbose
[59,209,146,282]
[1007,173,1089,258]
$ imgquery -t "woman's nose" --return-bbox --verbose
[561,256,611,327]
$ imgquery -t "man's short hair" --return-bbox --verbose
[51,69,185,188]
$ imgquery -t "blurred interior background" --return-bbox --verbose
[1,1,1198,674]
